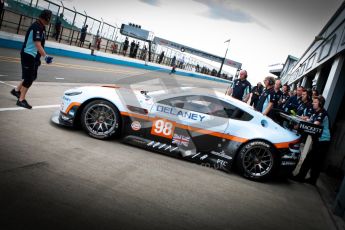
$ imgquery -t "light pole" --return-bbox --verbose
[100,17,104,36]
[217,38,231,77]
[114,23,118,42]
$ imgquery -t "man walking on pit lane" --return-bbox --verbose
[10,9,54,109]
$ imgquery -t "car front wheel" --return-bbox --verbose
[81,100,120,139]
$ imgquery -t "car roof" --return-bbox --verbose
[145,87,256,113]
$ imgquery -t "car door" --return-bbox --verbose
[185,96,254,169]
[151,95,230,155]
[121,90,154,137]
[148,95,198,157]
[180,95,231,153]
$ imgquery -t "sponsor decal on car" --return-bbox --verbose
[172,133,190,147]
[147,141,178,152]
[281,161,296,166]
[156,105,206,122]
[191,152,201,158]
[181,150,195,157]
[63,96,71,103]
[200,154,208,160]
[210,150,232,160]
[131,121,141,131]
[190,152,216,164]
[216,159,228,167]
[151,119,175,139]
[281,154,299,160]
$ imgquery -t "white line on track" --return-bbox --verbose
[0,81,16,88]
[0,105,60,112]
[55,77,65,80]
[0,74,8,77]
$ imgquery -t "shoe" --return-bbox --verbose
[11,89,21,99]
[16,99,32,109]
[289,175,305,183]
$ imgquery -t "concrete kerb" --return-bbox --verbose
[0,31,231,84]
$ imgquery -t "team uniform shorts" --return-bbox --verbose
[21,52,40,88]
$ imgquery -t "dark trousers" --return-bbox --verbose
[250,97,258,108]
[169,66,176,74]
[297,140,330,183]
[53,28,60,41]
[21,52,39,88]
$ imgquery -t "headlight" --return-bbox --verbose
[64,91,82,96]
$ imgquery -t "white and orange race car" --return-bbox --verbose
[52,86,301,181]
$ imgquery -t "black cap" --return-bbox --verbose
[39,9,52,22]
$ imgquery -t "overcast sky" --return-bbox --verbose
[60,0,343,84]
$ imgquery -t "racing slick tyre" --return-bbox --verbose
[81,100,121,140]
[236,140,278,181]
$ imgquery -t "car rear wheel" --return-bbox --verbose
[81,100,120,139]
[236,141,277,181]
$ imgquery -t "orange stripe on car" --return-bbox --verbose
[121,111,301,148]
[121,112,248,143]
[101,85,120,89]
[66,102,81,114]
[120,111,149,120]
[274,138,300,149]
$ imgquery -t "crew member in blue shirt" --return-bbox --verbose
[278,84,290,110]
[291,95,331,186]
[229,70,251,103]
[296,88,313,118]
[283,86,303,115]
[10,10,54,109]
[255,76,277,118]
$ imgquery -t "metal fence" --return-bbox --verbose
[0,0,229,78]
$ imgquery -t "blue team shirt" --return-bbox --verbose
[297,101,313,117]
[310,109,331,142]
[256,87,277,114]
[232,79,251,100]
[284,95,302,113]
[273,90,283,109]
[21,20,46,59]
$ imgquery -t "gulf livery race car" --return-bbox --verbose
[51,85,301,181]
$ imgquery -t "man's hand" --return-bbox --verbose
[45,56,53,64]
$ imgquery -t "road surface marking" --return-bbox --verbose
[0,104,60,112]
[0,81,16,87]
[0,56,148,74]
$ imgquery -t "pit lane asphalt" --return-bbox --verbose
[0,47,337,230]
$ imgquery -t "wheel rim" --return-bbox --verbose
[242,146,273,177]
[84,104,117,136]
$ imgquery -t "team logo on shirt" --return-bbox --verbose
[36,31,41,39]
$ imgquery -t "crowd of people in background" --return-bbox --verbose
[79,24,88,47]
[227,70,331,186]
[227,70,325,124]
[45,13,228,79]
